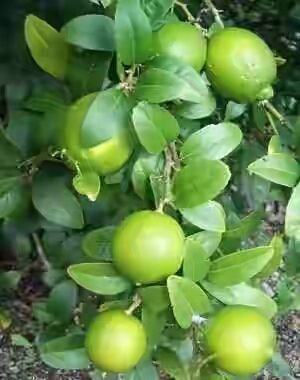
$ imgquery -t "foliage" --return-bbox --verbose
[0,0,299,379]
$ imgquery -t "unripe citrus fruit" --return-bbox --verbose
[85,309,147,373]
[112,210,185,284]
[153,22,207,71]
[206,27,277,103]
[63,93,133,175]
[205,305,276,375]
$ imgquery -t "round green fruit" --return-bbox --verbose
[153,22,207,71]
[205,305,276,375]
[63,92,133,175]
[85,309,147,373]
[112,210,185,284]
[206,27,277,103]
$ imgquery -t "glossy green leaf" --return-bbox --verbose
[25,15,69,79]
[82,226,115,261]
[131,153,163,199]
[202,281,277,318]
[73,170,100,202]
[224,101,247,121]
[156,348,190,380]
[174,95,216,120]
[181,123,242,162]
[132,102,179,154]
[68,263,131,295]
[32,174,84,229]
[142,308,167,354]
[285,182,300,240]
[183,240,210,282]
[256,236,284,278]
[138,285,170,313]
[248,153,300,187]
[208,246,274,286]
[135,56,212,104]
[167,275,210,329]
[186,231,222,258]
[268,135,284,154]
[141,0,175,30]
[115,0,152,65]
[40,334,90,369]
[223,210,264,241]
[81,88,133,148]
[0,128,22,168]
[47,281,77,323]
[174,160,231,208]
[61,15,115,51]
[180,201,225,232]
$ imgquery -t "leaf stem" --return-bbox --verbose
[193,354,217,378]
[203,0,224,28]
[262,100,287,126]
[126,294,142,315]
[265,108,279,135]
[32,232,51,271]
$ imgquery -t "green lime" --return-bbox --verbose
[206,27,277,103]
[206,305,276,375]
[112,210,185,284]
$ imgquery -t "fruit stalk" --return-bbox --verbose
[126,294,142,315]
[203,0,224,28]
[175,1,196,23]
[157,144,176,212]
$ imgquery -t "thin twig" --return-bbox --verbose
[175,1,196,22]
[169,142,181,170]
[32,233,51,271]
[265,108,279,135]
[193,354,216,379]
[157,146,173,213]
[126,294,142,315]
[203,0,224,28]
[263,100,287,126]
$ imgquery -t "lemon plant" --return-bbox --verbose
[0,0,299,379]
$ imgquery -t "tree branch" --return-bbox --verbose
[203,0,224,28]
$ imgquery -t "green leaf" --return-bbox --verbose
[124,359,160,380]
[0,271,21,291]
[67,263,131,295]
[132,102,179,154]
[135,56,212,104]
[115,0,153,65]
[174,160,231,208]
[270,352,295,380]
[248,153,300,187]
[223,210,264,241]
[0,185,23,220]
[180,201,225,232]
[11,334,32,348]
[142,308,167,354]
[47,281,77,324]
[256,236,284,278]
[0,128,22,168]
[202,281,277,318]
[40,334,90,370]
[81,88,133,148]
[208,246,274,286]
[141,0,175,30]
[181,123,242,162]
[61,15,115,51]
[73,170,101,202]
[131,153,163,199]
[174,95,216,120]
[186,231,222,258]
[82,226,115,261]
[32,174,84,229]
[285,182,300,240]
[268,135,284,154]
[156,348,190,380]
[138,285,170,313]
[25,15,69,79]
[224,101,247,121]
[0,310,12,330]
[167,275,210,329]
[183,240,210,282]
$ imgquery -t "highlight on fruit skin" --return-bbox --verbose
[63,92,134,176]
[206,27,277,103]
[112,210,185,284]
[205,305,276,375]
[153,22,207,71]
[85,309,147,373]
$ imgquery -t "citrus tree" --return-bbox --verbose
[0,0,299,379]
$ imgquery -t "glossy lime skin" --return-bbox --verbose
[112,211,185,284]
[85,309,147,373]
[206,306,276,375]
[153,22,207,71]
[64,93,133,175]
[206,27,277,103]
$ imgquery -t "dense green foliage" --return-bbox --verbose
[0,1,299,379]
